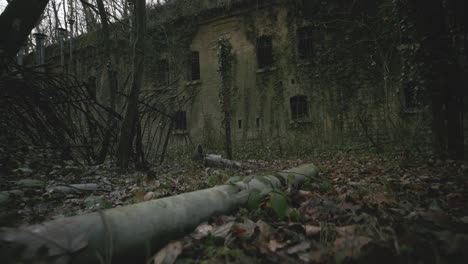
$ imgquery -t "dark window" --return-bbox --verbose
[157,59,170,86]
[190,51,200,81]
[256,36,273,68]
[290,95,309,120]
[297,27,314,60]
[174,111,187,130]
[256,117,260,128]
[404,83,422,108]
[238,120,242,129]
[87,76,97,100]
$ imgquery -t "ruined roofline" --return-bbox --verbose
[149,0,283,24]
[26,0,286,63]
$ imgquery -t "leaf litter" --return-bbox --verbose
[164,154,468,264]
[1,149,468,263]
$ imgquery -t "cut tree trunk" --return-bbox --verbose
[0,164,318,264]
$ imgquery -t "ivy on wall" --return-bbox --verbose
[217,36,234,159]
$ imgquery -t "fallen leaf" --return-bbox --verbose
[287,241,311,254]
[133,188,145,202]
[256,220,273,242]
[153,241,183,264]
[334,236,371,258]
[365,192,396,206]
[191,223,213,240]
[305,225,321,237]
[144,192,155,201]
[211,222,234,238]
[299,249,330,263]
[336,225,359,237]
[268,239,286,252]
[232,218,256,239]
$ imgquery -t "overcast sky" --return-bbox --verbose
[0,0,167,14]
[0,1,6,12]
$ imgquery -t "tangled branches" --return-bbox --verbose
[0,67,112,163]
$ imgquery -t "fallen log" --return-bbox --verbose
[204,154,242,169]
[47,183,101,194]
[0,164,318,264]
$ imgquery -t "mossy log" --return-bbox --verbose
[204,154,242,169]
[0,164,318,264]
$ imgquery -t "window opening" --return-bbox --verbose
[190,51,200,81]
[290,95,309,120]
[157,59,170,86]
[404,82,422,108]
[174,111,187,130]
[256,36,273,68]
[238,120,242,129]
[297,27,314,60]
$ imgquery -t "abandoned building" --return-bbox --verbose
[26,0,468,158]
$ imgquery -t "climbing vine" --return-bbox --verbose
[217,36,234,159]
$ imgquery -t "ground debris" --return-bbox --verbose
[2,152,468,263]
[174,154,468,263]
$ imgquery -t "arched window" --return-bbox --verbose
[290,95,309,121]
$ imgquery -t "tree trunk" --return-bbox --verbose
[223,91,233,160]
[446,64,465,159]
[159,119,173,163]
[404,0,464,159]
[117,0,146,168]
[95,0,119,164]
[0,164,319,264]
[0,0,50,77]
[217,38,233,160]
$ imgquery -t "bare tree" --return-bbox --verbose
[0,0,50,76]
[117,0,146,168]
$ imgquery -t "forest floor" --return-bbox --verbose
[1,150,468,263]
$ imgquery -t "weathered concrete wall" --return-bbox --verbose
[173,1,410,155]
[34,0,438,157]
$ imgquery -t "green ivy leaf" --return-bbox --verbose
[256,176,273,186]
[270,191,288,219]
[287,174,295,187]
[225,176,241,184]
[247,190,262,210]
[242,176,254,184]
[259,189,271,197]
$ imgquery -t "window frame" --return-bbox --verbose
[290,95,310,122]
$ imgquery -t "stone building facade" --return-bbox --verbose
[157,0,406,154]
[34,0,468,157]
